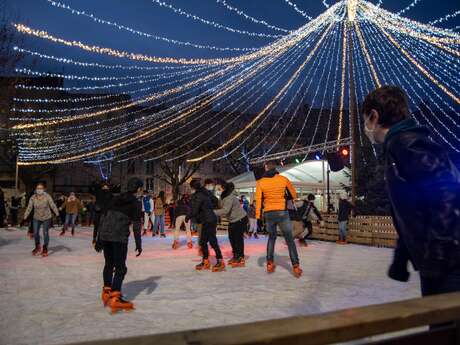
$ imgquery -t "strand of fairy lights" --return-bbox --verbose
[337,21,348,144]
[14,47,193,71]
[429,10,460,26]
[397,0,422,16]
[215,0,291,33]
[187,21,336,163]
[151,0,282,38]
[46,0,259,52]
[362,20,460,150]
[123,35,313,163]
[12,66,220,117]
[283,0,313,20]
[113,28,319,162]
[351,28,367,148]
[245,19,341,161]
[16,38,296,164]
[355,21,382,88]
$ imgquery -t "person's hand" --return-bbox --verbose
[320,220,325,227]
[94,240,103,253]
[135,247,142,257]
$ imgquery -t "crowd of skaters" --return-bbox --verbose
[1,86,459,318]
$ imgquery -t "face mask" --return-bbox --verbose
[364,119,377,145]
[36,189,44,195]
[206,185,214,191]
[215,190,222,198]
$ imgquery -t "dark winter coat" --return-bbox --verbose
[187,187,218,225]
[98,192,142,250]
[94,189,113,213]
[175,198,191,217]
[384,118,460,278]
[298,200,322,223]
[338,199,354,222]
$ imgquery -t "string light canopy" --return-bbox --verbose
[10,0,460,166]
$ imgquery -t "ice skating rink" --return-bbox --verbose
[0,227,420,345]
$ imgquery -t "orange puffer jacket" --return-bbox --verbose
[255,170,297,219]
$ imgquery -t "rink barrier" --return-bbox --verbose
[312,214,398,248]
[66,292,460,345]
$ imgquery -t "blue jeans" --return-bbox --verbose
[338,221,348,240]
[153,215,165,234]
[65,213,77,231]
[265,210,299,266]
[33,219,51,247]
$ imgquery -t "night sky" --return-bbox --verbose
[5,0,460,74]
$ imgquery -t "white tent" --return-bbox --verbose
[229,160,350,190]
[229,160,350,210]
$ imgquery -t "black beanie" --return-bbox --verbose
[127,177,143,193]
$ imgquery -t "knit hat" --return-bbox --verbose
[127,177,143,193]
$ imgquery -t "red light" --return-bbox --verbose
[341,148,349,156]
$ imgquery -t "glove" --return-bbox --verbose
[388,262,410,282]
[135,247,142,257]
[94,240,103,253]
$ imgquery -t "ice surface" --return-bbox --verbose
[0,226,419,345]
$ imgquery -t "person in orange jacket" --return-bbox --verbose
[256,160,302,278]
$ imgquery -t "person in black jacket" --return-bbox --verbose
[362,85,460,297]
[186,180,225,272]
[337,192,354,244]
[92,182,113,246]
[96,177,143,313]
[297,194,324,246]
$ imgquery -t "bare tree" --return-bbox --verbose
[154,160,201,201]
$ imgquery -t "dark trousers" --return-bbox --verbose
[302,220,313,239]
[229,217,248,259]
[102,241,128,292]
[11,210,18,226]
[93,211,102,241]
[200,222,222,260]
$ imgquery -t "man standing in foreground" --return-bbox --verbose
[256,160,302,278]
[362,85,460,296]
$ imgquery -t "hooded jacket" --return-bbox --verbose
[255,169,297,219]
[214,190,247,223]
[187,187,218,225]
[384,118,460,278]
[98,192,142,250]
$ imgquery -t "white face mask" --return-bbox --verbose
[205,185,214,191]
[36,189,44,195]
[364,119,377,145]
[215,190,222,198]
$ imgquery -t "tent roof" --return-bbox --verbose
[229,160,350,190]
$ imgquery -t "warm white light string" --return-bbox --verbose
[46,0,260,51]
[283,0,313,20]
[150,0,282,38]
[215,0,291,33]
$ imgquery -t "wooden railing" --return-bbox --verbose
[312,214,398,248]
[67,292,460,345]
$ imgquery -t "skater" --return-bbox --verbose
[60,192,83,236]
[10,195,20,227]
[23,183,60,257]
[215,181,248,267]
[173,194,193,249]
[362,86,460,299]
[55,195,66,226]
[93,183,113,246]
[256,160,303,278]
[95,177,143,313]
[247,201,259,239]
[187,180,225,272]
[141,190,154,235]
[297,194,324,246]
[153,191,166,237]
[337,192,354,244]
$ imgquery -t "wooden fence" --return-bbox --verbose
[311,214,398,248]
[67,292,460,345]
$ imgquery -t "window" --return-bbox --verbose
[146,178,154,191]
[127,161,135,175]
[146,161,154,174]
